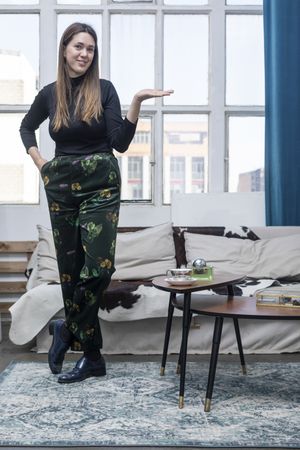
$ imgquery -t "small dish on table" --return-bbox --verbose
[165,277,198,286]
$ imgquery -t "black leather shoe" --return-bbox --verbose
[48,319,71,374]
[57,355,106,383]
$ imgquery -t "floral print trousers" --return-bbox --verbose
[41,152,121,351]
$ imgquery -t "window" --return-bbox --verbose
[0,0,38,3]
[163,114,208,203]
[0,13,39,204]
[127,157,143,200]
[225,9,264,192]
[116,117,152,201]
[132,131,151,145]
[228,116,264,192]
[0,0,264,206]
[164,14,208,106]
[226,15,264,106]
[192,157,205,193]
[110,14,155,106]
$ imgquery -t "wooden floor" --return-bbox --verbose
[0,321,299,450]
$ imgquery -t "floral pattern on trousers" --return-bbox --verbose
[41,152,121,351]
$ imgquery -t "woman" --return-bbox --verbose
[20,22,173,383]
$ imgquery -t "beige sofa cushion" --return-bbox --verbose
[112,222,176,280]
[26,226,60,290]
[251,226,300,239]
[25,244,39,290]
[27,223,176,285]
[184,232,300,280]
[36,225,60,285]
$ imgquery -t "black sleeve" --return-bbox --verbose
[19,88,50,153]
[102,80,137,153]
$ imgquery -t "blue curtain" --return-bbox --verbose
[264,0,300,225]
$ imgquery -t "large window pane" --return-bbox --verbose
[0,0,38,3]
[115,117,152,201]
[111,15,155,106]
[226,15,264,105]
[0,15,38,104]
[112,0,152,2]
[227,0,262,5]
[228,116,264,192]
[57,0,100,4]
[0,113,39,204]
[164,0,208,4]
[164,15,208,105]
[163,114,208,204]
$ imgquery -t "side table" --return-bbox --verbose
[173,294,300,411]
[152,272,245,409]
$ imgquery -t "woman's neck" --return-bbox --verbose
[70,73,85,88]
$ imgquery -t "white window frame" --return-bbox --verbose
[0,0,264,227]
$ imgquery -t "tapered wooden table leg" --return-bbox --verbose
[178,292,191,408]
[177,311,193,375]
[233,317,247,374]
[160,292,175,376]
[204,316,223,412]
[227,284,247,374]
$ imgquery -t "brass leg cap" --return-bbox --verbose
[176,364,181,375]
[160,367,165,376]
[241,365,247,375]
[204,398,211,412]
[179,395,184,409]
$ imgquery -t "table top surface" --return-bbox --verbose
[152,272,245,293]
[172,294,300,319]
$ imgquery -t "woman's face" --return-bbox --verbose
[64,32,96,78]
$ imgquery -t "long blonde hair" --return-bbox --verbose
[53,22,102,131]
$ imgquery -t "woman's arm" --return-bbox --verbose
[103,81,174,153]
[19,86,51,171]
[28,147,48,172]
[126,89,174,124]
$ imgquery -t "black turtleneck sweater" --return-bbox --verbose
[19,77,137,156]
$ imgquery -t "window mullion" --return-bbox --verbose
[209,0,226,192]
[101,4,109,79]
[154,5,163,206]
[39,0,56,164]
[40,0,56,87]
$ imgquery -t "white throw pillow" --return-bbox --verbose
[36,225,60,284]
[184,232,300,280]
[9,283,63,345]
[112,222,176,280]
[26,244,39,290]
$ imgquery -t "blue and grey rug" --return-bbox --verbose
[0,360,299,447]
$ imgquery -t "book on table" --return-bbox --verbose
[256,286,300,308]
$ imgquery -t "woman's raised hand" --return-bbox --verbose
[134,89,174,103]
[126,89,174,124]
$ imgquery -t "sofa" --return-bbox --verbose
[9,222,300,355]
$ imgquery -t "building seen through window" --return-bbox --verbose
[132,131,151,145]
[238,168,264,192]
[163,114,208,204]
[128,157,143,199]
[170,157,185,195]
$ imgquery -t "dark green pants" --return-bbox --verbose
[41,153,121,351]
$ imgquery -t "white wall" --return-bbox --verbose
[0,191,267,241]
[0,189,172,240]
[171,192,266,227]
[0,191,50,241]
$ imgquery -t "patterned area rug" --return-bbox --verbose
[0,360,300,447]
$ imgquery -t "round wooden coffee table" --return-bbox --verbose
[152,272,245,409]
[172,294,300,411]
